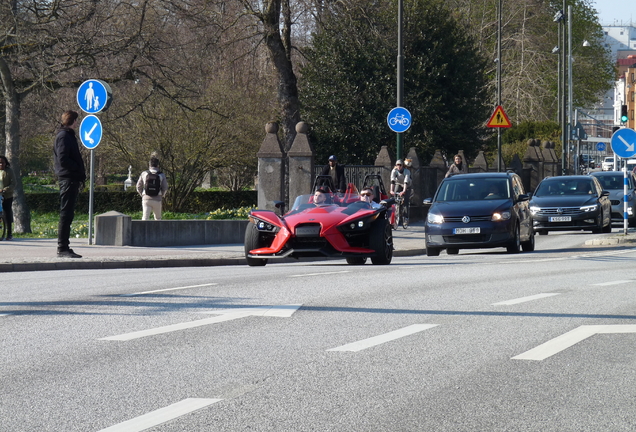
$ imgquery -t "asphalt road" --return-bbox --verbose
[2,232,636,431]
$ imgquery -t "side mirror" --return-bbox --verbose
[423,198,432,205]
[601,190,610,197]
[517,194,529,202]
[274,201,286,216]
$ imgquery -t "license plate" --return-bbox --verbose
[453,227,480,234]
[549,216,571,222]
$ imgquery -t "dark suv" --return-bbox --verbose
[424,172,534,256]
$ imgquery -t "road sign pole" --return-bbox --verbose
[88,149,95,245]
[624,165,629,235]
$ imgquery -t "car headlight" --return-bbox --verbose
[249,216,280,232]
[529,206,541,215]
[427,212,444,224]
[580,204,598,212]
[491,211,511,221]
[338,214,379,232]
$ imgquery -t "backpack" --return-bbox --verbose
[144,171,162,196]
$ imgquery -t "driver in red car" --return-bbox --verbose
[359,188,382,209]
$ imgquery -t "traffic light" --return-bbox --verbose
[621,105,628,123]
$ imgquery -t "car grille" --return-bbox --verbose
[444,215,492,222]
[534,206,584,216]
[289,237,328,249]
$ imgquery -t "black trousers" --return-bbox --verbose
[58,179,80,251]
[2,196,12,236]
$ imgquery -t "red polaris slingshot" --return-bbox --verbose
[244,184,394,267]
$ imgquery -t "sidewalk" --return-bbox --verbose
[0,224,428,273]
[2,224,634,273]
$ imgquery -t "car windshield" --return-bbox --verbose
[288,191,374,213]
[534,179,596,196]
[594,174,629,190]
[290,193,338,210]
[435,178,510,202]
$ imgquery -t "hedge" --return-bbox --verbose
[26,190,257,214]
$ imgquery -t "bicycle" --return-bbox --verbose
[392,192,409,229]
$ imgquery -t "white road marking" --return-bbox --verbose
[0,313,11,317]
[512,325,636,361]
[122,283,218,297]
[327,324,438,352]
[492,293,560,306]
[100,304,302,341]
[97,398,221,432]
[592,280,634,286]
[289,271,350,278]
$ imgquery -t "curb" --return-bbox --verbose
[0,248,427,273]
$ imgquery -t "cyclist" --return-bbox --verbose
[390,159,411,223]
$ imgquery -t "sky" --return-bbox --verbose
[594,0,636,26]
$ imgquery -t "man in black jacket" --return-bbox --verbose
[54,110,86,258]
[320,155,346,193]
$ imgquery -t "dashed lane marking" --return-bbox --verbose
[289,271,350,278]
[122,283,218,296]
[492,293,560,306]
[327,324,438,352]
[97,398,222,431]
[592,280,634,286]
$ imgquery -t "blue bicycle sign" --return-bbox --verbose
[387,107,412,133]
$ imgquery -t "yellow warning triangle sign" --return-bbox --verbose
[486,105,512,128]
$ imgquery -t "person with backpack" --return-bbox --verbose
[136,155,169,220]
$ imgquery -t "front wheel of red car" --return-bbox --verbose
[370,219,393,265]
[244,224,268,267]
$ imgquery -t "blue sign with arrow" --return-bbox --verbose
[77,79,112,114]
[611,128,636,159]
[387,107,412,133]
[79,115,103,149]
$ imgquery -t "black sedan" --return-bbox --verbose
[424,172,534,256]
[529,175,611,234]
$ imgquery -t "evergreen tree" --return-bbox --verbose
[300,0,493,165]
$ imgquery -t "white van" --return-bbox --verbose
[602,156,614,171]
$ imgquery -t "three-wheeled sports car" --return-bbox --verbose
[244,189,394,266]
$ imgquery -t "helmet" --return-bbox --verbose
[328,155,337,162]
[396,159,404,165]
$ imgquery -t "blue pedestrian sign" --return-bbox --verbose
[611,127,636,159]
[387,107,412,133]
[596,142,606,152]
[79,115,103,149]
[77,79,112,114]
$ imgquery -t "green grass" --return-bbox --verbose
[12,207,255,239]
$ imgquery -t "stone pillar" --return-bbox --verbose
[405,147,421,204]
[429,149,447,185]
[287,122,314,201]
[472,151,489,173]
[541,140,556,177]
[374,146,393,192]
[522,139,543,192]
[257,122,284,211]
